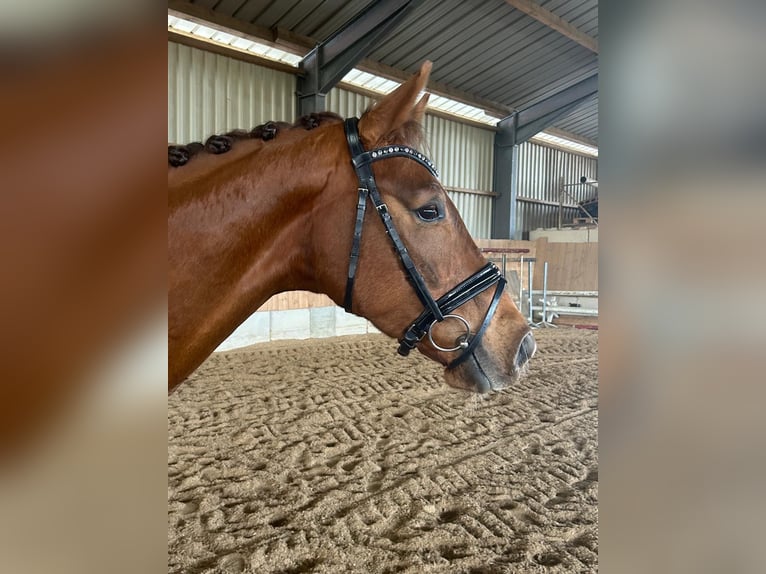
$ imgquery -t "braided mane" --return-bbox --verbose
[168,111,343,167]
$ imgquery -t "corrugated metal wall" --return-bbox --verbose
[167,42,296,144]
[426,115,494,238]
[515,141,598,234]
[425,115,494,192]
[325,87,372,120]
[168,41,495,237]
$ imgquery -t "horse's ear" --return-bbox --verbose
[411,93,430,124]
[358,60,432,146]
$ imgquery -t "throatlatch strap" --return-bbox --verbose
[343,186,368,313]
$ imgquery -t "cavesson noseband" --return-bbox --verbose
[343,118,506,369]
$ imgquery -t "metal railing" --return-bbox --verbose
[480,248,598,327]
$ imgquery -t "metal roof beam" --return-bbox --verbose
[504,0,599,53]
[298,0,424,114]
[168,1,511,118]
[498,72,598,147]
[492,72,598,239]
[545,126,598,148]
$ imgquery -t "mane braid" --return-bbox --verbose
[168,111,343,168]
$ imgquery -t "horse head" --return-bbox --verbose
[168,61,534,393]
[312,61,535,393]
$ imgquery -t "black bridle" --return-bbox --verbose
[343,118,506,369]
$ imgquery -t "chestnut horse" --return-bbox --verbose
[169,61,535,393]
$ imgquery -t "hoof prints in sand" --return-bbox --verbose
[169,329,598,573]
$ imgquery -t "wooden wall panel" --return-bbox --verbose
[532,238,598,291]
[259,292,334,312]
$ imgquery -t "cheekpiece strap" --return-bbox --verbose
[343,118,443,321]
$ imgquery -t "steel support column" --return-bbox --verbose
[491,117,520,239]
[491,72,598,239]
[297,0,422,115]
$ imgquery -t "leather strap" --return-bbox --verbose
[397,262,502,356]
[365,179,444,322]
[447,276,506,369]
[352,147,438,179]
[343,118,372,313]
[343,118,443,321]
[343,186,368,313]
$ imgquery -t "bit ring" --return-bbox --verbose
[427,314,472,353]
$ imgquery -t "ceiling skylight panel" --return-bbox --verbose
[212,30,236,44]
[379,79,401,93]
[171,18,196,33]
[192,24,216,39]
[231,37,254,51]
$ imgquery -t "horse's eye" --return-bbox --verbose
[416,204,441,222]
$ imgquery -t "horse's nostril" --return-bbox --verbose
[515,332,537,368]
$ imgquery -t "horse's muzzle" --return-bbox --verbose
[443,330,537,393]
[515,331,537,368]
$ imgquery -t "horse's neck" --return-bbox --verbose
[168,139,334,382]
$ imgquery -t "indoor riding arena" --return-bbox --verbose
[169,1,599,572]
[169,329,597,573]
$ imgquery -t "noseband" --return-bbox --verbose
[343,118,506,369]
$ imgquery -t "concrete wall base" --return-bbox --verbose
[215,307,381,352]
